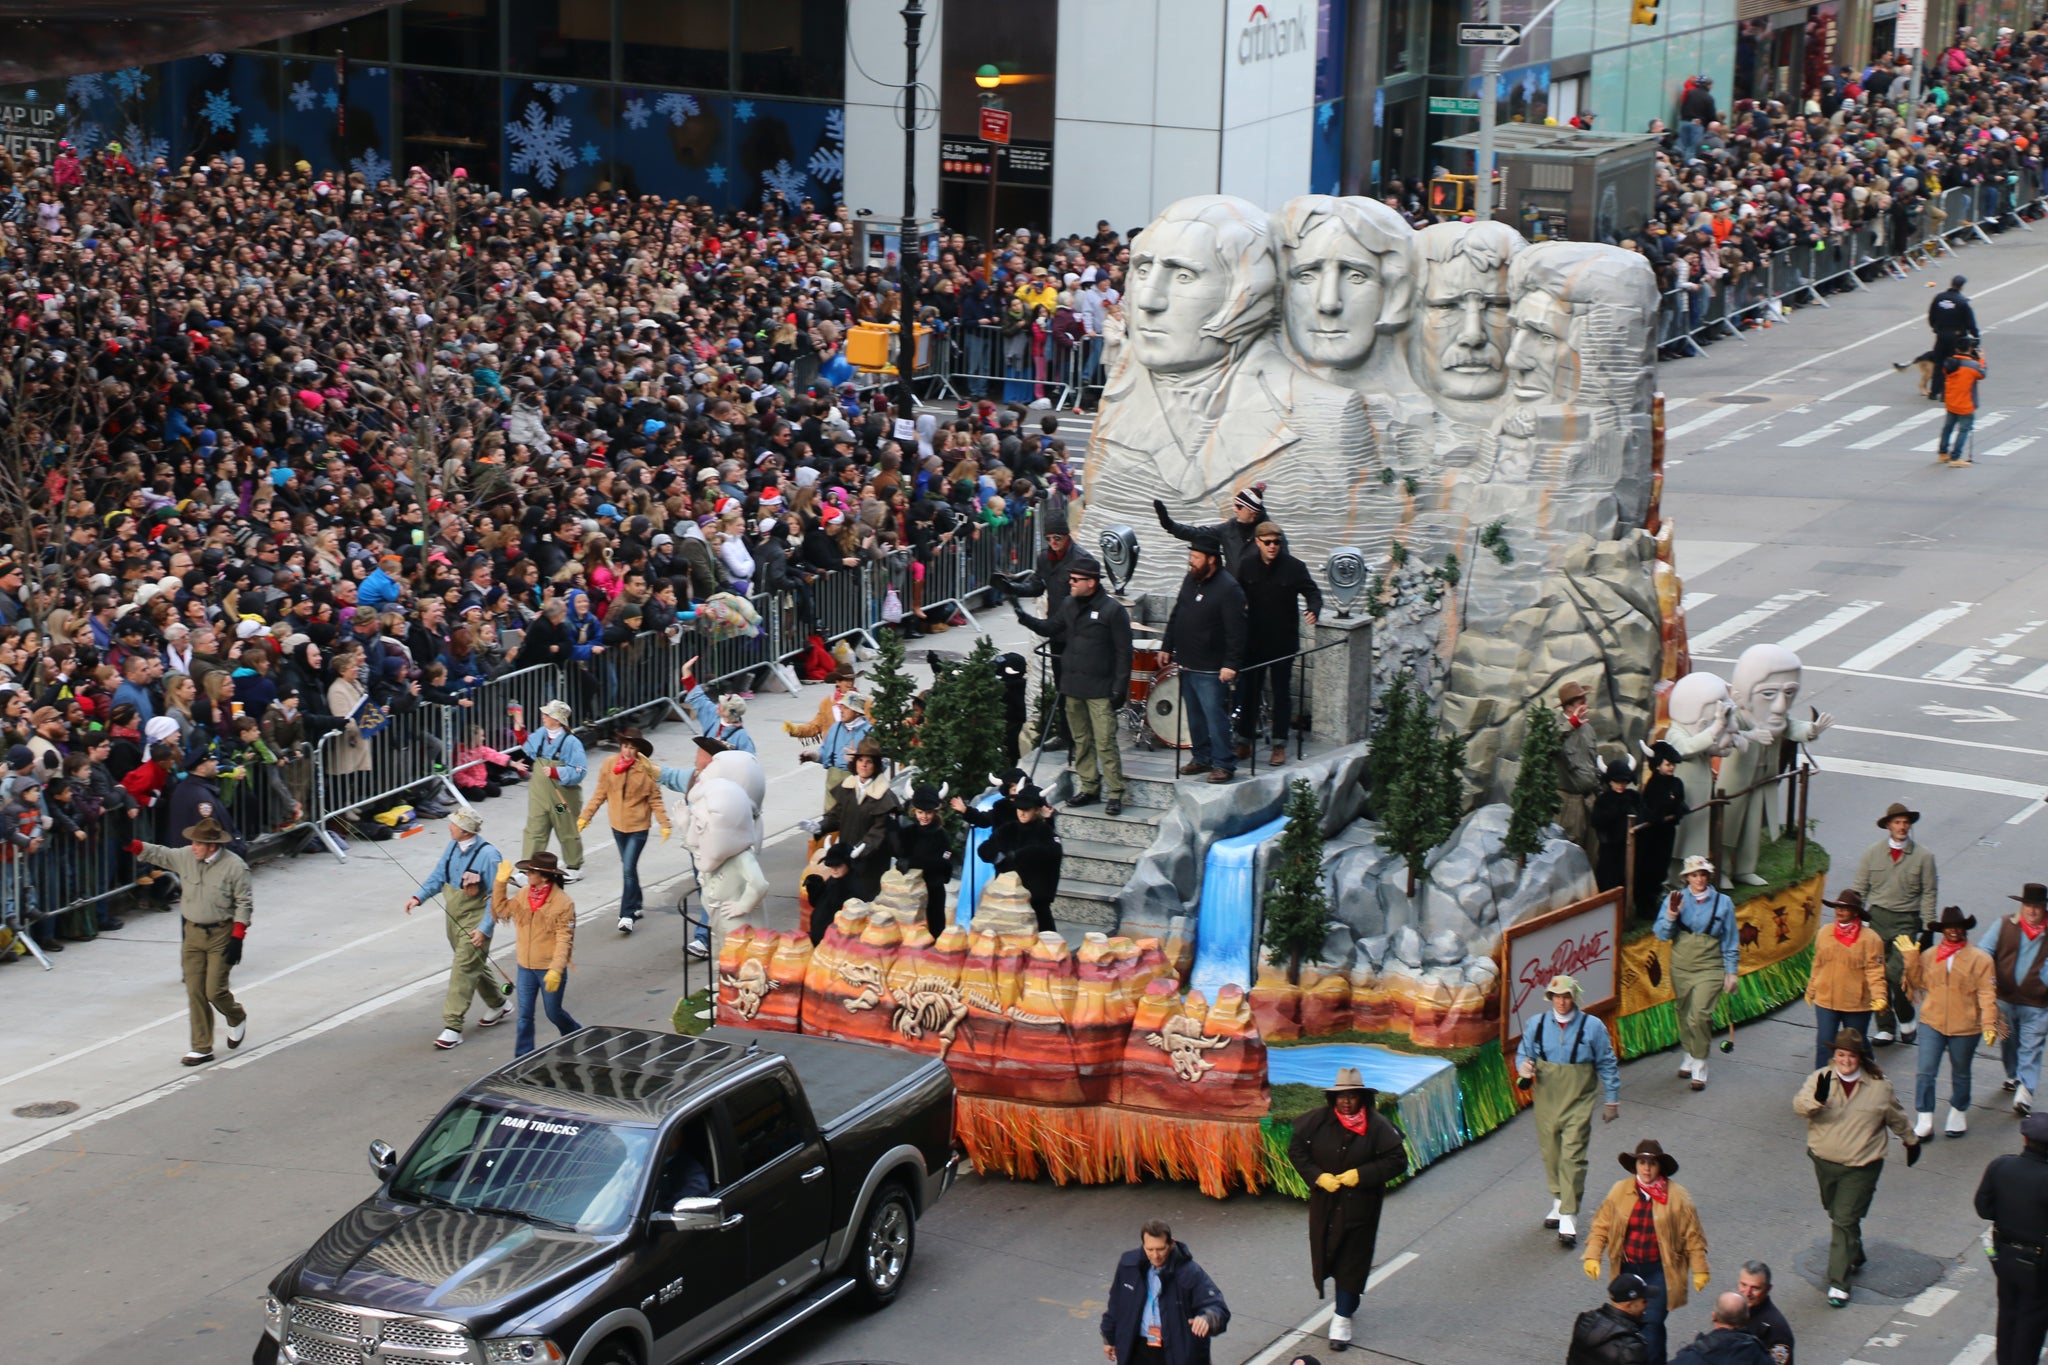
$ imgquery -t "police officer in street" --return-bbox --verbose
[1015,552,1134,815]
[1975,1111,2048,1365]
[405,808,508,1050]
[1927,275,1978,400]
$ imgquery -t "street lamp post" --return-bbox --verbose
[976,64,1002,275]
[898,0,925,424]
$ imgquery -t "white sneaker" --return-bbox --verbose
[1914,1111,1935,1139]
[226,1019,247,1050]
[686,939,711,959]
[476,1006,508,1028]
[1899,1022,1918,1044]
[617,915,635,934]
[434,1028,464,1050]
[1871,1027,1895,1044]
[1544,1198,1562,1229]
[1691,1056,1708,1086]
[1828,1286,1849,1307]
[1946,1108,1968,1136]
[562,868,584,884]
[2017,1084,2034,1117]
[1556,1213,1577,1246]
[1329,1313,1354,1349]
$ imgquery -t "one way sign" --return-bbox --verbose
[1457,22,1524,44]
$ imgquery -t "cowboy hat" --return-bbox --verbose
[1619,1138,1679,1178]
[2009,883,2048,907]
[1557,680,1589,706]
[182,816,232,845]
[1822,888,1869,918]
[1931,905,1977,931]
[850,736,887,761]
[516,851,567,881]
[1545,974,1583,1000]
[540,698,573,723]
[1828,1026,1872,1059]
[693,735,731,757]
[614,726,654,756]
[1876,801,1920,827]
[449,809,483,835]
[1681,854,1716,877]
[1325,1066,1373,1098]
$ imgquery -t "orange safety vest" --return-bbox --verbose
[1945,356,1984,414]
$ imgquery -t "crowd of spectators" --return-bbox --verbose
[0,141,1096,961]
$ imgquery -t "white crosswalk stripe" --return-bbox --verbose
[1689,589,1824,653]
[1915,410,2009,452]
[1984,435,2037,458]
[1776,600,1881,653]
[1680,591,1716,613]
[1780,404,1889,447]
[1946,1335,1995,1365]
[1665,406,1742,440]
[1839,603,1975,672]
[1848,407,1943,448]
[2012,661,2048,692]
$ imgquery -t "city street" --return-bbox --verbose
[5,230,2047,1365]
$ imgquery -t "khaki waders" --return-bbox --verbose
[441,880,501,1031]
[1533,1056,1599,1215]
[523,770,584,866]
[1670,929,1728,1062]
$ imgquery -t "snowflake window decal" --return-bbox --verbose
[204,52,227,67]
[199,90,240,134]
[622,97,650,131]
[761,158,806,200]
[505,100,577,189]
[247,124,270,149]
[733,99,755,123]
[289,81,318,112]
[580,142,603,165]
[538,83,575,104]
[351,149,393,184]
[321,88,341,112]
[705,163,727,187]
[110,67,149,100]
[654,92,698,127]
[65,73,104,107]
[121,123,168,164]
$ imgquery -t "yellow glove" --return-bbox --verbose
[1872,996,1887,1014]
[1692,1271,1710,1293]
[576,817,590,832]
[1894,934,1919,954]
[544,969,562,993]
[1985,1028,1999,1047]
[659,825,671,843]
[1583,1258,1601,1280]
[1314,1172,1342,1192]
[494,861,512,885]
[782,720,798,735]
[1338,1168,1360,1187]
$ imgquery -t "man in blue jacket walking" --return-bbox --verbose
[1100,1219,1230,1364]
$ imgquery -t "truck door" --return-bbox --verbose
[635,1116,746,1363]
[718,1074,831,1315]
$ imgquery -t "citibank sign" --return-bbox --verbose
[1237,2,1309,63]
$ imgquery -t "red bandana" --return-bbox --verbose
[526,881,551,911]
[613,753,637,775]
[1637,1179,1669,1205]
[2024,919,2044,942]
[1833,921,1862,947]
[1935,938,1965,963]
[1890,847,1904,862]
[1335,1105,1372,1135]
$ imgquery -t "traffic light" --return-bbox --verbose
[1631,0,1658,25]
[1431,174,1470,215]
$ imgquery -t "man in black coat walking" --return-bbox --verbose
[979,785,1062,932]
[1976,1111,2048,1365]
[1099,1218,1230,1365]
[1015,551,1134,813]
[1160,534,1247,783]
[1927,275,1978,399]
[1234,522,1322,767]
[1287,1067,1409,1352]
[1569,1273,1652,1365]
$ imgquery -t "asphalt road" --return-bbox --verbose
[7,230,2048,1365]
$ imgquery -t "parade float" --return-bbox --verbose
[696,194,1830,1198]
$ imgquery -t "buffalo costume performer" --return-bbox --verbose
[1287,1066,1410,1353]
[1514,973,1623,1247]
[894,784,958,936]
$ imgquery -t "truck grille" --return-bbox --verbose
[285,1299,479,1362]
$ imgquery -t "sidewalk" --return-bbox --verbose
[0,610,1045,1162]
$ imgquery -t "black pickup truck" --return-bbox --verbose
[255,1026,958,1365]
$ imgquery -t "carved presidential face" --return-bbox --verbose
[1418,250,1511,402]
[1734,667,1801,737]
[1505,288,1572,404]
[1667,671,1734,733]
[1126,220,1235,375]
[1281,216,1385,368]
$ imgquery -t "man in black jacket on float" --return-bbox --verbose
[1927,275,1978,399]
[1153,485,1266,581]
[1015,552,1134,814]
[1160,533,1247,784]
[1569,1273,1651,1365]
[1024,510,1080,748]
[1234,521,1322,768]
[1100,1218,1230,1365]
[978,785,1062,932]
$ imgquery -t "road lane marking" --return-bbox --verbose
[1244,1252,1418,1365]
[1904,1287,1958,1316]
[1834,724,2048,756]
[1694,653,2048,702]
[1916,410,2009,451]
[2015,661,2048,692]
[1927,648,1995,681]
[1818,756,2048,802]
[1840,603,1975,672]
[1690,590,1826,653]
[1777,600,1882,653]
[1666,406,1741,439]
[1782,404,1889,447]
[1849,408,1943,448]
[2008,800,2048,826]
[1681,592,1717,613]
[1986,436,2038,458]
[1948,1336,1996,1365]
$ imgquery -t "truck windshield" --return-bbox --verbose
[391,1101,655,1235]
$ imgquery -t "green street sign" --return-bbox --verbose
[1429,96,1483,116]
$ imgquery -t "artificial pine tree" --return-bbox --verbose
[867,626,919,762]
[918,635,1009,833]
[1372,673,1468,895]
[1368,671,1417,822]
[1504,704,1564,867]
[1263,778,1334,985]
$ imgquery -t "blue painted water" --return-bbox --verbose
[1268,1042,1467,1167]
[954,793,998,931]
[1188,816,1285,1001]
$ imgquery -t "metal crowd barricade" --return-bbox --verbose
[934,321,1086,410]
[310,703,468,860]
[809,565,877,650]
[598,629,690,732]
[450,663,564,786]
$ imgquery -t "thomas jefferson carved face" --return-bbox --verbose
[1281,217,1385,368]
[1504,288,1571,403]
[1126,220,1235,375]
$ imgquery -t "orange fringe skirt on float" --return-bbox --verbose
[955,1094,1268,1199]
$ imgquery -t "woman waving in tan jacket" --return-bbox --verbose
[1898,905,2001,1138]
[1806,889,1888,1070]
[487,851,579,1057]
[578,727,671,934]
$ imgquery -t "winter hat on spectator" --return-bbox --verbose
[794,467,820,489]
[821,505,845,527]
[143,716,180,744]
[759,486,784,512]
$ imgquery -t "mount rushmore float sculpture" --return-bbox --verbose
[711,194,1827,1196]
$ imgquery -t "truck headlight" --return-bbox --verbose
[261,1295,283,1342]
[482,1339,564,1363]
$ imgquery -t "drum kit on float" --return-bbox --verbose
[1096,524,1188,750]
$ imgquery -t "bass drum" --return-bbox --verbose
[1144,665,1191,749]
[1128,643,1167,704]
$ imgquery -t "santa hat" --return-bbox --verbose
[714,496,742,519]
[758,486,784,510]
[821,505,845,527]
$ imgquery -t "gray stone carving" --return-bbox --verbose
[1662,671,1751,888]
[1723,643,1833,885]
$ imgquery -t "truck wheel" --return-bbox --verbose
[853,1185,915,1307]
[585,1336,639,1365]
